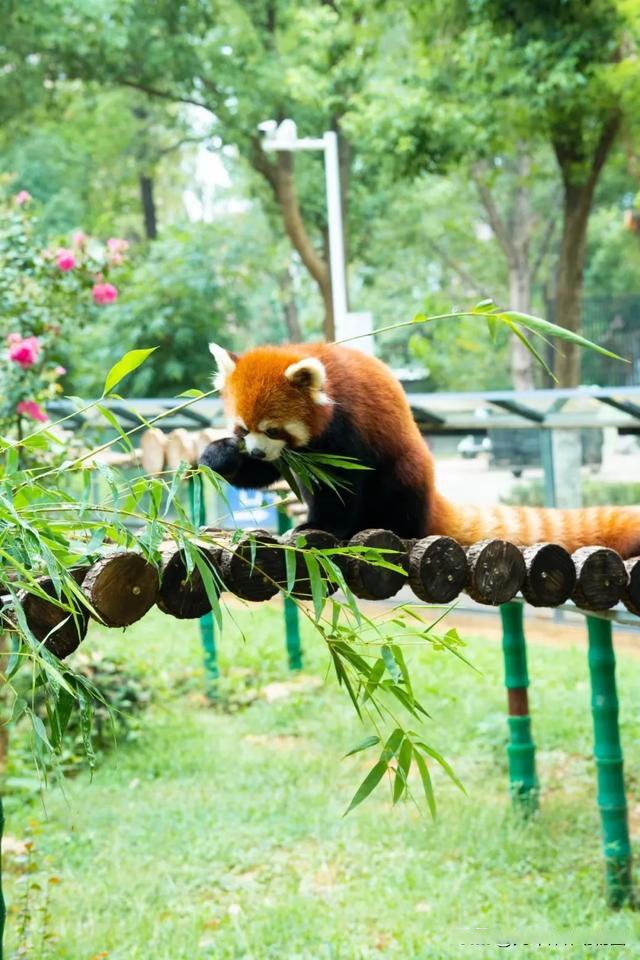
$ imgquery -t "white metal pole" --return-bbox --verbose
[323,130,348,339]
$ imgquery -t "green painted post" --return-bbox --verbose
[277,511,303,671]
[0,796,5,959]
[586,615,633,908]
[188,474,219,696]
[500,602,538,813]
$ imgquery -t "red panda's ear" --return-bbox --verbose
[209,342,239,392]
[284,357,331,405]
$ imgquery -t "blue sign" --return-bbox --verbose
[223,485,279,531]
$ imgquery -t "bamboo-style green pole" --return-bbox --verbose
[277,511,303,671]
[586,616,633,907]
[188,474,219,697]
[500,602,538,813]
[0,796,5,959]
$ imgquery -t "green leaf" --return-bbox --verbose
[362,657,386,702]
[344,734,380,758]
[304,553,325,621]
[499,310,626,362]
[415,741,466,794]
[284,543,297,596]
[344,759,388,815]
[381,644,401,682]
[103,348,157,395]
[414,749,436,820]
[380,727,405,762]
[30,712,51,750]
[393,737,412,804]
[389,644,413,699]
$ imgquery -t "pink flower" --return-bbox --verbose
[72,230,87,248]
[54,365,67,377]
[17,400,47,422]
[92,282,118,305]
[6,332,22,346]
[56,248,76,271]
[8,335,41,368]
[107,237,128,254]
[14,190,32,206]
[109,252,124,266]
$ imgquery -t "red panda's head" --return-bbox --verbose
[210,343,333,461]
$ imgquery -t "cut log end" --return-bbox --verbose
[520,542,576,607]
[21,569,89,659]
[279,528,339,598]
[571,546,627,611]
[408,536,468,604]
[466,539,525,606]
[82,553,159,627]
[622,556,640,616]
[218,530,285,601]
[158,545,221,619]
[342,529,408,600]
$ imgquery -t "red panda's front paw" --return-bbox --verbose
[199,437,244,481]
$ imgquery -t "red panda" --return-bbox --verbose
[200,342,640,557]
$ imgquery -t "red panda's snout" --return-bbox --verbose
[209,343,334,460]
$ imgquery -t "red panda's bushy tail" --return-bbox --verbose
[430,494,640,560]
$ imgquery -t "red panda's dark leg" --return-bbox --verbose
[299,473,367,540]
[199,438,281,489]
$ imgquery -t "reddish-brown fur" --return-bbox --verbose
[224,343,640,558]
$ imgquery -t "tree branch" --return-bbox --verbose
[118,78,211,112]
[426,237,490,298]
[472,166,516,263]
[273,151,329,289]
[530,195,561,287]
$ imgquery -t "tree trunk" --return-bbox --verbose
[139,174,158,240]
[553,186,591,387]
[280,265,303,341]
[552,112,620,387]
[508,151,535,391]
[508,263,534,390]
[473,148,536,390]
[250,139,334,340]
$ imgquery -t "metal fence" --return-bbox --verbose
[547,295,640,386]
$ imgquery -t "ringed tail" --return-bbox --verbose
[431,495,640,561]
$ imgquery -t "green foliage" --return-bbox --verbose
[65,217,308,397]
[4,605,640,957]
[0,194,127,437]
[8,650,152,785]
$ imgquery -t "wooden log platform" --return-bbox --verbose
[3,528,639,658]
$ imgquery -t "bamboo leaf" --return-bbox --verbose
[393,737,412,804]
[414,748,436,820]
[344,734,380,758]
[103,348,157,395]
[344,759,388,815]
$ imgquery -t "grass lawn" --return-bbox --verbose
[3,602,640,959]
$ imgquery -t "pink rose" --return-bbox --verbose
[56,248,76,271]
[92,282,118,305]
[17,400,47,422]
[54,365,67,377]
[107,237,129,254]
[14,190,32,206]
[8,335,41,368]
[72,230,87,247]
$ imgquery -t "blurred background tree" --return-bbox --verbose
[1,0,640,395]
